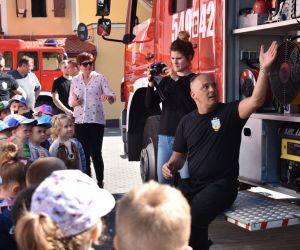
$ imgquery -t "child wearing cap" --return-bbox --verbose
[15,170,115,250]
[50,114,82,170]
[114,181,192,250]
[0,120,12,141]
[0,101,10,120]
[34,104,53,117]
[9,95,28,114]
[9,95,34,119]
[0,142,32,250]
[4,114,37,158]
[36,114,53,150]
[29,115,51,160]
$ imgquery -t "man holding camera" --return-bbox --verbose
[146,31,196,185]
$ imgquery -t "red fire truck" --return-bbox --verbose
[97,0,300,231]
[0,39,66,105]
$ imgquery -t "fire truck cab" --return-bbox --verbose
[0,39,66,105]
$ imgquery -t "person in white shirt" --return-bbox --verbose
[69,52,116,188]
[7,56,41,110]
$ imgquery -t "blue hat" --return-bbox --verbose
[9,95,28,106]
[0,120,10,132]
[4,114,37,128]
[36,115,52,128]
[0,101,9,112]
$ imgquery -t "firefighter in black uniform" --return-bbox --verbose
[162,41,278,250]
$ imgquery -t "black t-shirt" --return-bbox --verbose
[0,73,19,101]
[51,75,72,113]
[145,74,196,136]
[173,101,247,185]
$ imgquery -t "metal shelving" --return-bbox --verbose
[233,19,300,35]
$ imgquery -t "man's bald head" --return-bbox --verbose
[190,73,214,90]
[190,73,218,114]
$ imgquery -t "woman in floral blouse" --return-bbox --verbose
[69,52,116,188]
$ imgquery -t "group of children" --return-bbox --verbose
[1,160,191,250]
[0,93,193,250]
[0,95,85,171]
[1,152,192,250]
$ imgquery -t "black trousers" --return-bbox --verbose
[75,123,105,183]
[179,178,238,250]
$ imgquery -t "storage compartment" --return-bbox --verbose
[239,118,281,184]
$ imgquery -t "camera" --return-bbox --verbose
[150,62,167,76]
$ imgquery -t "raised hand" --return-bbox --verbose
[259,41,278,72]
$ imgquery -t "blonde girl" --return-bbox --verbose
[49,114,81,170]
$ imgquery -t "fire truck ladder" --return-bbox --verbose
[224,191,300,231]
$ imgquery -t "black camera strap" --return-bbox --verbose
[153,77,166,101]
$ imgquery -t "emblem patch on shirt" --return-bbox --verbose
[1,81,7,90]
[211,117,221,131]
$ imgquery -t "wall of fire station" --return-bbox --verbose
[5,0,73,35]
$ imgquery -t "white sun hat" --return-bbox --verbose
[30,169,115,237]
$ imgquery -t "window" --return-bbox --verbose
[3,52,13,71]
[53,0,66,17]
[42,52,62,71]
[170,0,192,14]
[16,0,27,17]
[31,0,47,17]
[133,0,152,35]
[18,52,38,71]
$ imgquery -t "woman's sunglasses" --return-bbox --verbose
[81,61,94,67]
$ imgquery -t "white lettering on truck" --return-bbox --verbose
[171,0,215,41]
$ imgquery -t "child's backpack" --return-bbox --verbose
[57,141,80,170]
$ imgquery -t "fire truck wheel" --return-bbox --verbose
[140,138,156,182]
[140,115,160,182]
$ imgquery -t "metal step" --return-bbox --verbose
[224,191,300,231]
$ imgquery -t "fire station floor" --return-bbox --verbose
[95,128,300,250]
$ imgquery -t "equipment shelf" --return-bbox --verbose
[233,19,300,35]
